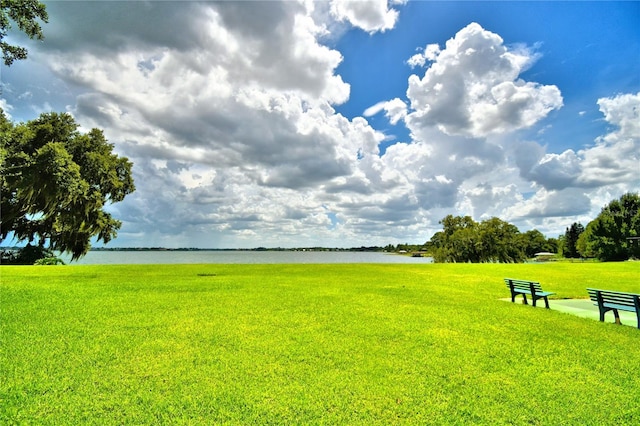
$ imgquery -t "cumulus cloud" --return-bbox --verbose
[504,189,592,220]
[44,2,361,180]
[458,183,523,220]
[515,92,639,192]
[30,0,420,246]
[596,92,640,143]
[330,0,406,33]
[577,92,640,187]
[382,98,408,125]
[498,91,639,234]
[45,2,349,105]
[405,23,563,138]
[526,150,582,190]
[394,28,635,230]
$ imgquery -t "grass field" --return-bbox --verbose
[1,262,639,424]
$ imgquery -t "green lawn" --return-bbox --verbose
[1,263,639,424]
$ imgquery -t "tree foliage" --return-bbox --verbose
[1,110,135,261]
[429,215,530,263]
[521,229,554,258]
[0,0,48,66]
[580,193,640,261]
[563,222,584,258]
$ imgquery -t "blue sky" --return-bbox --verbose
[2,1,639,249]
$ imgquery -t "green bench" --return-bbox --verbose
[587,288,640,329]
[504,278,554,309]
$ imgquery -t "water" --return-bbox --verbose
[62,250,434,265]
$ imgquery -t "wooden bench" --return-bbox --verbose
[587,288,640,329]
[504,278,554,309]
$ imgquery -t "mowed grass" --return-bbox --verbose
[1,263,639,424]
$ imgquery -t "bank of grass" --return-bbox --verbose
[1,262,638,424]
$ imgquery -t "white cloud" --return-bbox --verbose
[597,92,640,142]
[577,92,640,188]
[407,43,441,68]
[516,92,639,191]
[363,98,407,125]
[0,99,13,119]
[527,150,582,190]
[383,98,408,125]
[405,23,563,138]
[330,0,405,34]
[503,188,592,220]
[363,101,387,117]
[501,91,639,233]
[406,53,425,69]
[24,1,384,247]
[458,183,523,220]
[393,31,636,236]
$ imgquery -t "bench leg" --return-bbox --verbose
[543,296,550,309]
[613,309,621,325]
[532,297,537,307]
[521,294,528,305]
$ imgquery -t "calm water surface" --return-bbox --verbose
[64,250,434,265]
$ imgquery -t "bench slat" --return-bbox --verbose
[588,297,637,308]
[587,289,639,308]
[587,288,640,297]
[587,288,638,298]
[600,303,637,313]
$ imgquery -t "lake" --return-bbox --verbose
[62,250,434,265]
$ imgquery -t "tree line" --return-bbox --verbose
[425,193,639,263]
[425,216,557,263]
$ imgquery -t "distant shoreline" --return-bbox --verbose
[87,246,397,253]
[1,246,412,253]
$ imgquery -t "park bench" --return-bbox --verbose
[504,278,554,309]
[587,288,640,329]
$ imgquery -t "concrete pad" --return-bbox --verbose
[501,297,639,328]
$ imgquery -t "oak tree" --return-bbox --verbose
[1,110,135,261]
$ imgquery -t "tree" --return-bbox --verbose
[429,215,527,263]
[1,0,48,66]
[1,110,135,261]
[521,229,551,258]
[430,215,479,262]
[545,237,559,255]
[576,228,595,259]
[478,217,525,263]
[582,193,640,261]
[563,222,584,258]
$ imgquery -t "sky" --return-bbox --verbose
[1,0,639,249]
